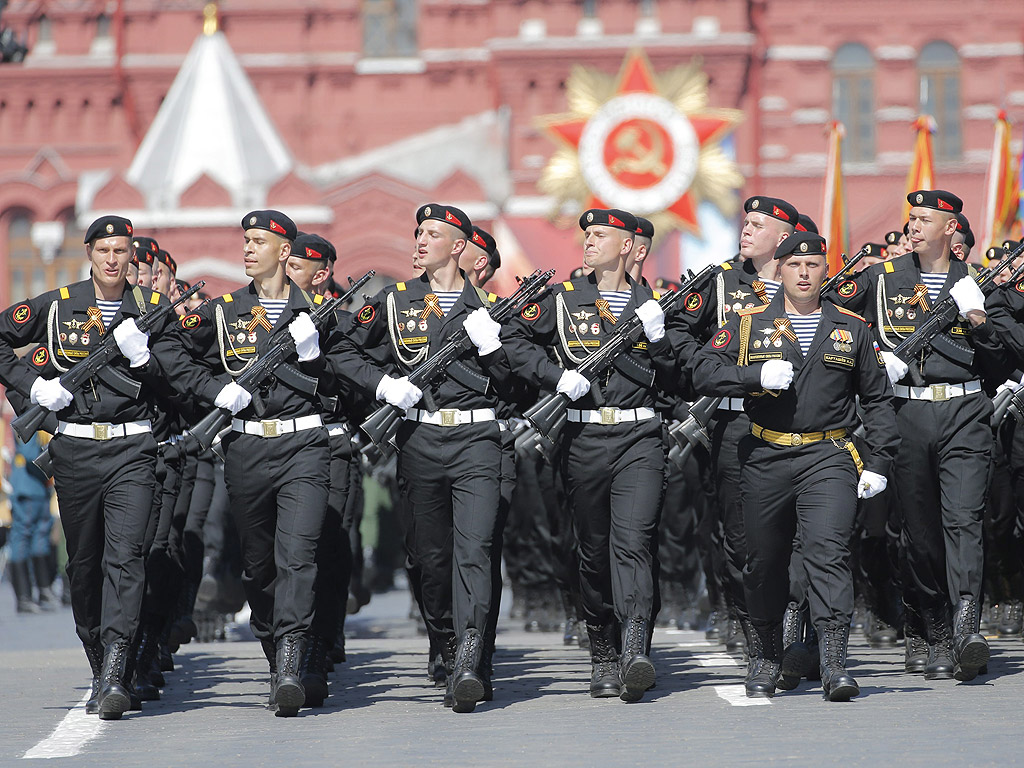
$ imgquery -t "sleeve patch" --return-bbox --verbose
[520,302,541,321]
[837,280,858,298]
[684,292,703,312]
[31,347,49,367]
[180,313,202,330]
[873,341,885,368]
[357,305,376,324]
[11,304,31,324]
[712,329,731,348]
[1015,281,1024,294]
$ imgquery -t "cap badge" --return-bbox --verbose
[424,206,431,217]
[587,212,594,222]
[751,199,760,209]
[105,224,114,234]
[799,241,808,253]
[249,216,257,225]
[916,193,924,204]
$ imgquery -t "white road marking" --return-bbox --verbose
[692,652,741,667]
[23,691,106,759]
[713,685,771,707]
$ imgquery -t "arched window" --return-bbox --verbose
[919,41,961,161]
[832,43,875,162]
[362,0,417,58]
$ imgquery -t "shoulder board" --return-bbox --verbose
[396,282,407,291]
[221,293,233,302]
[59,286,70,300]
[149,290,161,305]
[652,290,661,300]
[313,293,325,305]
[836,307,866,322]
[737,304,769,316]
[883,261,895,273]
[487,292,498,304]
[562,281,574,291]
[967,264,979,279]
[720,261,733,271]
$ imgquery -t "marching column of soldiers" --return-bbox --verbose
[3,186,1024,717]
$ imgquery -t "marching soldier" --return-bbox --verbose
[460,225,501,288]
[132,237,159,290]
[502,208,681,702]
[160,210,335,716]
[830,190,1008,682]
[690,231,899,700]
[0,215,175,719]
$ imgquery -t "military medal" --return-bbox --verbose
[895,306,904,319]
[420,293,444,321]
[247,305,273,333]
[69,332,78,344]
[595,299,617,325]
[591,322,601,335]
[908,284,931,313]
[769,318,798,345]
[732,303,742,313]
[907,310,916,320]
[418,319,429,332]
[236,332,246,343]
[59,332,67,342]
[82,307,105,335]
[774,339,782,348]
[578,323,588,334]
[753,339,762,348]
[407,320,416,331]
[81,332,90,346]
[248,332,257,343]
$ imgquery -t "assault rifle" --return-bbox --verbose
[359,269,555,451]
[12,281,205,443]
[524,265,715,440]
[189,271,374,451]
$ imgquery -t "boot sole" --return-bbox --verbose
[274,681,305,711]
[98,690,130,720]
[954,640,990,681]
[744,687,774,699]
[622,657,656,697]
[590,686,621,698]
[825,682,860,702]
[923,668,954,680]
[453,674,485,710]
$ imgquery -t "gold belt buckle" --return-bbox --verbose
[93,423,110,441]
[930,384,949,402]
[261,420,280,437]
[790,433,803,446]
[440,409,458,427]
[600,407,618,425]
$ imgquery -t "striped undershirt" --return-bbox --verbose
[258,298,289,328]
[787,312,821,356]
[761,279,781,301]
[95,300,121,329]
[920,272,947,303]
[434,291,461,315]
[599,290,631,320]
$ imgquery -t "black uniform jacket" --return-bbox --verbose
[979,276,1024,371]
[681,258,775,341]
[159,280,333,420]
[689,293,899,476]
[326,271,512,410]
[827,253,1007,391]
[0,278,172,425]
[501,272,684,411]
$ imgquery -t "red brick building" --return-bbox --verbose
[0,0,1021,305]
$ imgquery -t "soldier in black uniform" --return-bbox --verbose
[460,225,501,288]
[830,190,1008,683]
[0,215,175,720]
[132,237,159,290]
[160,210,335,717]
[503,208,683,702]
[691,231,899,700]
[328,204,513,713]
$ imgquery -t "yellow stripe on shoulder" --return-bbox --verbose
[721,262,733,271]
[149,291,161,305]
[562,281,574,291]
[221,293,233,302]
[487,292,498,303]
[396,282,407,291]
[652,290,661,300]
[836,307,866,322]
[59,286,70,300]
[883,262,895,273]
[737,304,769,316]
[313,294,324,305]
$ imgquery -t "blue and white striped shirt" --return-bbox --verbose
[599,290,631,320]
[258,298,289,328]
[920,272,947,304]
[787,312,822,356]
[761,279,781,301]
[435,291,461,315]
[96,300,121,330]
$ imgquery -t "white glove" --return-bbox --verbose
[880,351,909,385]
[463,307,502,356]
[949,276,986,316]
[556,369,591,401]
[214,382,252,415]
[375,374,423,410]
[635,299,666,342]
[287,313,320,362]
[857,470,888,499]
[113,317,151,368]
[29,376,73,412]
[759,359,794,390]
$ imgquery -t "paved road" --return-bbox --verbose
[2,587,1024,766]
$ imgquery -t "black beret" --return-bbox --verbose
[292,233,336,263]
[954,213,975,249]
[416,203,473,238]
[795,214,819,234]
[774,231,826,259]
[132,235,160,260]
[884,230,903,246]
[469,226,497,257]
[579,208,638,234]
[744,196,798,227]
[85,215,133,244]
[1003,239,1021,252]
[176,278,191,292]
[907,189,962,214]
[861,242,887,258]
[654,277,681,292]
[133,244,155,266]
[242,209,297,241]
[634,216,655,240]
[903,221,910,235]
[986,246,1005,263]
[156,249,177,274]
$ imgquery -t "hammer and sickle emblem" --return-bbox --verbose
[610,122,668,178]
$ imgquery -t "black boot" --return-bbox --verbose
[619,616,655,702]
[97,640,132,720]
[300,635,329,708]
[480,641,494,702]
[133,627,161,702]
[998,599,1023,637]
[83,641,104,715]
[272,635,307,717]
[442,635,457,708]
[904,601,928,674]
[122,634,143,712]
[922,604,954,680]
[952,598,989,682]
[10,560,41,614]
[867,615,898,649]
[819,624,859,701]
[451,629,485,713]
[32,554,59,611]
[778,604,809,691]
[724,612,747,655]
[587,623,621,698]
[744,622,782,698]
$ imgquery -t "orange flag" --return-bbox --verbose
[820,121,849,277]
[981,110,1020,254]
[902,116,937,223]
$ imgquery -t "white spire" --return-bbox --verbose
[126,30,293,210]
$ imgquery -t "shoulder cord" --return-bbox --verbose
[387,292,429,368]
[716,273,727,328]
[555,292,592,365]
[47,300,69,373]
[875,277,904,350]
[216,303,256,377]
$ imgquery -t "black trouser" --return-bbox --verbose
[506,449,558,592]
[311,430,354,645]
[141,448,184,627]
[222,428,330,644]
[484,427,516,651]
[50,432,157,648]
[562,418,664,627]
[709,410,751,616]
[181,453,214,590]
[396,420,502,639]
[739,435,859,629]
[894,394,991,612]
